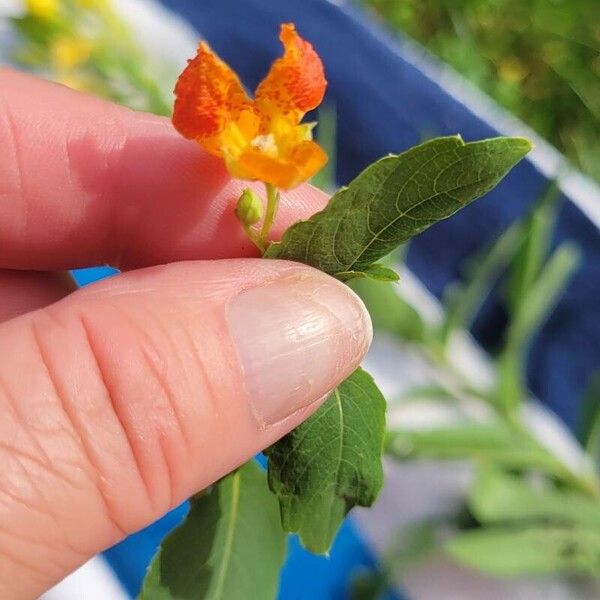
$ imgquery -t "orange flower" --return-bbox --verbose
[172,23,327,189]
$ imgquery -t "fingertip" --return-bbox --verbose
[271,182,328,236]
[227,262,372,425]
[0,70,330,270]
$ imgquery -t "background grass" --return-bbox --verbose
[361,0,600,184]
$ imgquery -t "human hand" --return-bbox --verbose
[0,70,371,598]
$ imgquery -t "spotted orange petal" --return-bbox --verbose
[255,23,327,123]
[172,42,253,155]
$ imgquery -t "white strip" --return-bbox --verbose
[0,0,22,18]
[41,556,129,600]
[113,0,199,67]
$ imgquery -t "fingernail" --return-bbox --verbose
[227,270,372,425]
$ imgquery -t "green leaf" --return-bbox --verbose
[495,350,525,416]
[446,526,600,577]
[470,467,600,528]
[337,264,400,283]
[266,135,531,278]
[397,384,456,403]
[386,423,563,474]
[505,181,560,315]
[266,368,386,553]
[440,219,523,344]
[351,277,426,342]
[497,242,581,413]
[579,371,600,462]
[140,461,286,600]
[505,242,581,353]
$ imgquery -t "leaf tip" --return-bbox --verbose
[511,136,534,156]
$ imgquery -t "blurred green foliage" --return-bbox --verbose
[352,187,600,595]
[11,0,172,115]
[362,0,600,183]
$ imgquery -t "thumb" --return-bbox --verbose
[0,259,371,598]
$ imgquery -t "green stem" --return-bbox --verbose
[243,224,266,254]
[415,337,600,500]
[496,346,525,420]
[509,419,600,499]
[260,183,280,250]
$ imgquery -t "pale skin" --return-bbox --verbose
[0,70,372,598]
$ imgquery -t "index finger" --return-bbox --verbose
[0,69,328,271]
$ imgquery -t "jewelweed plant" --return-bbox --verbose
[10,4,596,599]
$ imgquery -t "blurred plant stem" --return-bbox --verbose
[356,185,598,506]
[411,328,600,499]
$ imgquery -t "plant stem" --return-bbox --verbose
[417,335,600,500]
[495,346,524,420]
[260,183,280,249]
[509,418,600,499]
[243,224,266,254]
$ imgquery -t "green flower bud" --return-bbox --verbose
[235,188,263,226]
